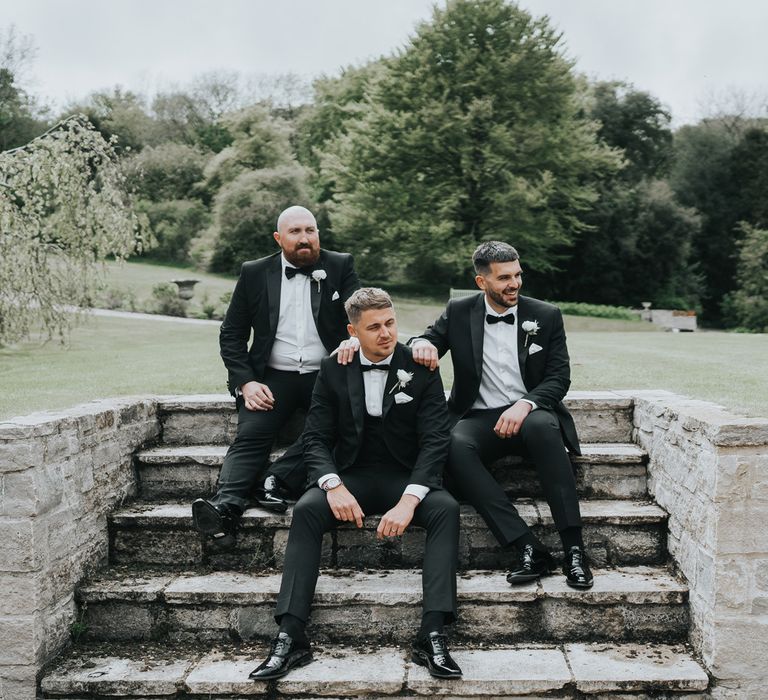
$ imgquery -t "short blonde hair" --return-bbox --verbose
[344,287,393,324]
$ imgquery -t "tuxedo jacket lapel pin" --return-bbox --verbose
[529,342,543,355]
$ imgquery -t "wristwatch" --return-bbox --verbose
[321,476,343,491]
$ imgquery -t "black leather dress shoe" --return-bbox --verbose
[191,499,240,548]
[249,632,313,680]
[255,475,291,513]
[563,545,594,589]
[411,631,462,679]
[506,544,556,584]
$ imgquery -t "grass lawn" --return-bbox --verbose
[2,259,764,421]
[1,310,766,421]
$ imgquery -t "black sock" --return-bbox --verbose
[278,613,307,642]
[419,611,445,636]
[511,531,547,553]
[560,526,584,552]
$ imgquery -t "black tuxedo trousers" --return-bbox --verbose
[447,406,582,547]
[213,368,316,510]
[274,467,460,624]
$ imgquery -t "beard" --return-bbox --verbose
[284,244,320,268]
[486,286,518,308]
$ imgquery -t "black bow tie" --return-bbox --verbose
[285,266,313,280]
[361,363,390,372]
[486,313,515,325]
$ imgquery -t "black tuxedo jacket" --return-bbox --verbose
[420,293,580,455]
[219,249,360,394]
[302,343,452,490]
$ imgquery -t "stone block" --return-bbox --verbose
[185,650,268,695]
[715,502,768,554]
[85,601,162,641]
[0,664,37,700]
[566,642,709,693]
[0,519,44,572]
[0,616,35,665]
[0,464,64,517]
[407,646,570,695]
[41,655,192,697]
[710,618,768,680]
[714,558,751,612]
[0,440,44,473]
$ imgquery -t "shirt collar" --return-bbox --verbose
[483,298,517,319]
[280,253,296,271]
[359,348,393,366]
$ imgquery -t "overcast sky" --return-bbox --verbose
[3,0,767,126]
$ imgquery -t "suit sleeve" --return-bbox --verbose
[410,367,452,488]
[219,265,256,392]
[412,302,452,358]
[302,362,340,485]
[521,308,571,410]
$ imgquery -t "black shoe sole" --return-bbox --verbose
[249,650,313,680]
[192,499,226,536]
[565,577,594,589]
[255,497,290,514]
[506,568,556,585]
[411,650,462,679]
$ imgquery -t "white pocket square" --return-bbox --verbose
[331,291,340,301]
[394,392,413,404]
[529,343,543,355]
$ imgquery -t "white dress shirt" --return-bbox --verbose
[267,254,326,374]
[318,348,429,502]
[472,300,536,411]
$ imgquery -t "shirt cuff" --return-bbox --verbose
[317,473,339,488]
[520,399,538,411]
[403,484,430,501]
[410,338,430,347]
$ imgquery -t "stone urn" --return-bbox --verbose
[171,279,200,301]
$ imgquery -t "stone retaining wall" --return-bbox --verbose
[0,398,159,700]
[628,390,768,699]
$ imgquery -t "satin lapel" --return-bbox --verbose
[266,255,282,335]
[346,355,365,439]
[517,297,529,380]
[309,251,324,331]
[381,344,405,419]
[469,295,485,379]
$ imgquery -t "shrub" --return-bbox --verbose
[548,301,640,321]
[151,282,186,317]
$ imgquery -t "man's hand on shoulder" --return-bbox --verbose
[332,337,360,365]
[494,400,532,438]
[411,339,439,371]
[376,494,419,539]
[240,381,275,411]
[326,483,365,528]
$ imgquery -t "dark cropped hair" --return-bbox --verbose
[344,287,394,324]
[472,241,520,275]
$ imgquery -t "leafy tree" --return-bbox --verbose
[317,0,621,283]
[135,199,209,264]
[670,120,768,322]
[123,142,208,202]
[0,116,144,344]
[208,165,311,274]
[721,222,768,332]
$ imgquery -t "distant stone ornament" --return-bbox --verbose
[171,279,200,300]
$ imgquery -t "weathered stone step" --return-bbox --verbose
[136,442,649,501]
[157,391,635,446]
[78,566,688,645]
[110,500,667,570]
[40,641,709,698]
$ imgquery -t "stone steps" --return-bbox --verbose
[135,442,649,501]
[77,566,689,645]
[109,500,667,570]
[40,640,709,698]
[156,392,635,446]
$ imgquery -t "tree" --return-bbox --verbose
[317,0,621,283]
[721,223,768,332]
[123,142,208,202]
[0,116,144,344]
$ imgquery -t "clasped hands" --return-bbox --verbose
[326,483,419,539]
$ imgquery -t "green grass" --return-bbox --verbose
[1,259,764,421]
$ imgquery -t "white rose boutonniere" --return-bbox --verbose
[311,269,327,292]
[522,320,540,348]
[389,369,414,394]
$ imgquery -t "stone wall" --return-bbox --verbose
[628,390,768,699]
[0,398,159,700]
